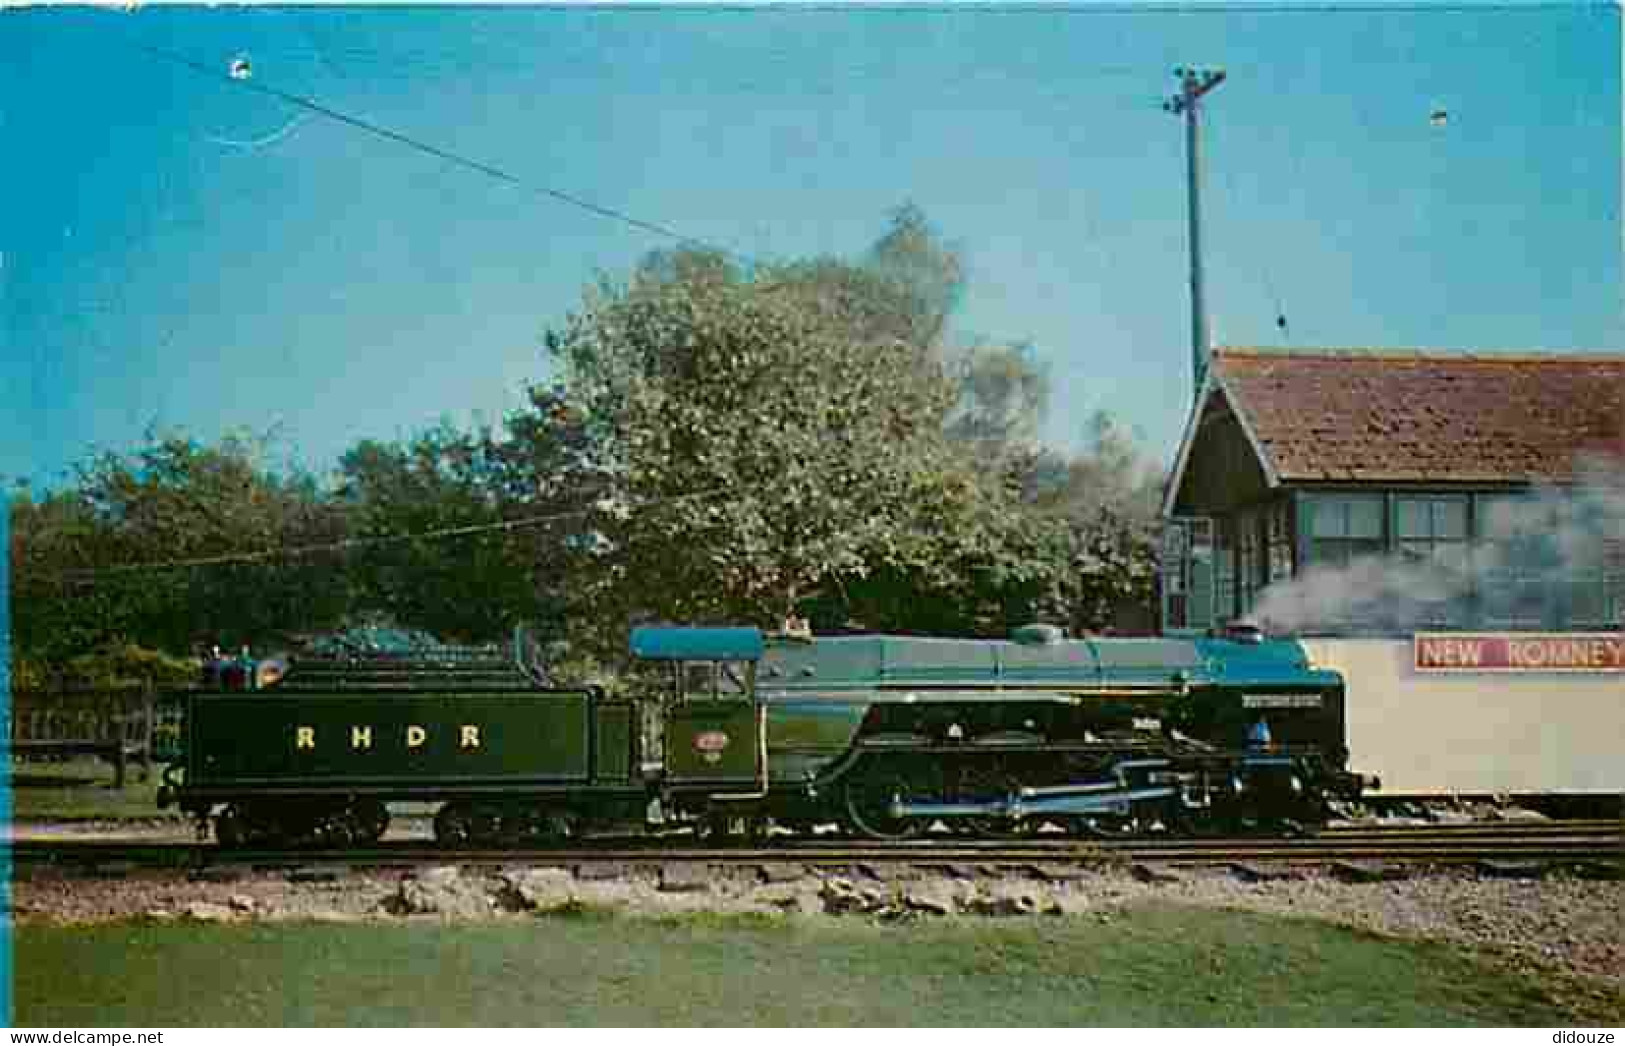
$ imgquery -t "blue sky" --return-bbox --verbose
[4,2,1620,493]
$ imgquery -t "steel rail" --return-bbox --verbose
[8,822,1620,871]
[10,816,1616,840]
[1322,819,1621,837]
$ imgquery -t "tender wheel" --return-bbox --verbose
[434,802,476,846]
[469,805,503,844]
[350,798,390,844]
[215,805,246,848]
[533,810,577,844]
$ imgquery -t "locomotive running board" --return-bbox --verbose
[890,784,1178,822]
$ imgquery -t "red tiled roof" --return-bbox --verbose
[1210,348,1625,483]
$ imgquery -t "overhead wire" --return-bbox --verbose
[40,485,739,583]
[117,23,1162,272]
[123,32,760,269]
[35,20,321,358]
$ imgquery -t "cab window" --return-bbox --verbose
[679,660,753,701]
[718,660,752,696]
[683,662,717,700]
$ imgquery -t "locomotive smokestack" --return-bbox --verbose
[1216,619,1266,644]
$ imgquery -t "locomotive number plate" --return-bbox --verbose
[693,730,731,764]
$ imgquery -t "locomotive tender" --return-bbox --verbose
[159,623,1376,846]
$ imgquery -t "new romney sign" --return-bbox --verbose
[1414,632,1625,672]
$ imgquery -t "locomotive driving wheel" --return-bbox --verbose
[952,762,1031,838]
[843,761,941,840]
[844,773,915,839]
[1066,798,1177,839]
[1070,813,1146,839]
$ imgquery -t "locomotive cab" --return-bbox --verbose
[629,627,768,795]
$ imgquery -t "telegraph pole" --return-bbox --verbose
[1164,66,1225,402]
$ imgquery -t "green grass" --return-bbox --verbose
[12,906,1596,1026]
[8,758,178,822]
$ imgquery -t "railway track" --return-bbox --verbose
[9,819,1620,874]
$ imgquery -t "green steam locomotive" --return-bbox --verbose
[158,623,1376,846]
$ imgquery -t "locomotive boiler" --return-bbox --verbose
[158,623,1375,846]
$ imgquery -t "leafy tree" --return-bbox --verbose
[521,210,1168,643]
[865,201,965,353]
[1048,411,1164,523]
[525,206,1029,647]
[825,481,1065,635]
[59,641,197,689]
[9,485,127,669]
[1033,411,1165,634]
[334,421,577,642]
[764,203,964,362]
[542,255,974,633]
[946,341,1051,454]
[9,206,1169,676]
[9,430,350,669]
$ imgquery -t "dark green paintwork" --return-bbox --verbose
[185,690,595,789]
[664,702,760,784]
[594,702,635,782]
[764,700,869,783]
[766,701,870,748]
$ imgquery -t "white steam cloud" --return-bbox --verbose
[1248,456,1625,635]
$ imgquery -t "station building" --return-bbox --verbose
[1159,347,1624,794]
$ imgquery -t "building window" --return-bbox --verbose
[1305,494,1384,567]
[1605,537,1625,628]
[1236,509,1261,615]
[1566,575,1610,629]
[1477,491,1625,630]
[1477,494,1554,629]
[1562,518,1625,630]
[1265,501,1293,585]
[1298,494,1385,633]
[1160,522,1188,630]
[1187,517,1214,629]
[1395,495,1470,627]
[1160,517,1216,632]
[1213,520,1236,624]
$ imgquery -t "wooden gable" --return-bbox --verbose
[1167,384,1272,516]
